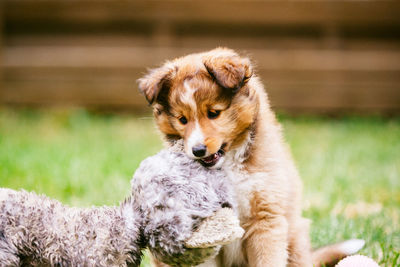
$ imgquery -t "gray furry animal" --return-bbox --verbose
[131,145,240,266]
[0,143,243,267]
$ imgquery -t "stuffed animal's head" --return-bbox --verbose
[130,144,243,266]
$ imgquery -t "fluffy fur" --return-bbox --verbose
[0,189,143,266]
[138,47,363,267]
[0,144,242,267]
[131,145,239,266]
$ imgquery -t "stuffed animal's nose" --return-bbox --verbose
[192,144,207,157]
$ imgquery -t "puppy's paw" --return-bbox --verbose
[185,208,244,248]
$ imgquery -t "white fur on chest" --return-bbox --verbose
[219,145,269,266]
[223,137,266,221]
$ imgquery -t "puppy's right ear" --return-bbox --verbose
[203,54,252,94]
[138,64,175,105]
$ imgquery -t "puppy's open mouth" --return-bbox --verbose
[199,149,225,168]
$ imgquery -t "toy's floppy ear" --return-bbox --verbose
[203,53,253,94]
[185,208,244,248]
[138,64,176,105]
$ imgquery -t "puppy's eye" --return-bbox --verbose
[179,116,188,125]
[207,110,221,119]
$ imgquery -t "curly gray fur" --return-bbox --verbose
[131,148,236,266]
[0,143,236,267]
[0,189,143,267]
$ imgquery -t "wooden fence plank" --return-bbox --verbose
[4,0,400,25]
[4,47,400,71]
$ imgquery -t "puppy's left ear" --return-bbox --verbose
[137,64,175,105]
[203,55,253,93]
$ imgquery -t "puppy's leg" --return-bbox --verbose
[287,218,313,267]
[244,216,289,267]
[244,191,289,267]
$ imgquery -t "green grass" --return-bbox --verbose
[1,108,399,266]
[283,115,400,266]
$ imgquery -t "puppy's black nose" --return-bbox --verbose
[192,144,207,157]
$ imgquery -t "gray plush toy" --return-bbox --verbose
[0,142,244,267]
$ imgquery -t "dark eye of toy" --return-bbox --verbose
[179,116,188,125]
[207,110,221,119]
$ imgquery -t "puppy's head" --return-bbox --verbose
[138,48,259,168]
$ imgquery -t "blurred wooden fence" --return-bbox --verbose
[1,0,400,114]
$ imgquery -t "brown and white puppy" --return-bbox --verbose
[138,48,364,267]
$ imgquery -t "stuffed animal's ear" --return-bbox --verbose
[138,64,175,105]
[203,54,253,94]
[185,208,244,248]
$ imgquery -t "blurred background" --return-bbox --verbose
[1,0,399,113]
[0,1,399,266]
